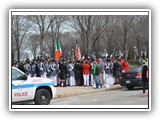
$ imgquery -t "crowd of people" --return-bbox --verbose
[12,56,130,89]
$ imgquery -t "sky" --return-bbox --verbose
[0,0,159,119]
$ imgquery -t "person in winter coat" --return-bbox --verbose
[25,60,31,77]
[50,60,59,86]
[98,58,105,84]
[38,60,45,78]
[31,60,36,77]
[82,59,90,87]
[93,60,102,89]
[67,60,75,86]
[113,58,121,84]
[74,61,83,86]
[18,62,25,73]
[59,59,67,87]
[123,58,129,73]
[118,58,124,73]
[141,61,148,97]
[35,60,40,77]
[105,58,112,75]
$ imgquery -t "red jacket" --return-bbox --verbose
[82,63,90,75]
[123,61,129,72]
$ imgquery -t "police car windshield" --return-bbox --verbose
[12,68,26,80]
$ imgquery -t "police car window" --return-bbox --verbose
[12,68,24,80]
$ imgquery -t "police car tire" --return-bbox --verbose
[34,89,51,105]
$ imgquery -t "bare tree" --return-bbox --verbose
[50,15,68,58]
[60,32,77,58]
[68,15,96,55]
[101,16,120,55]
[12,15,30,63]
[91,16,109,54]
[13,14,149,62]
[128,15,149,58]
[28,15,55,58]
[119,15,135,57]
[139,15,149,58]
[29,34,40,59]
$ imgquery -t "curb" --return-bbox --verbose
[54,85,123,99]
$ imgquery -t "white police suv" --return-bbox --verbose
[12,67,56,105]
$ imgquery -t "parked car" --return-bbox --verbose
[12,67,56,105]
[119,65,143,90]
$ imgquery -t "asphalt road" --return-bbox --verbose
[50,88,148,105]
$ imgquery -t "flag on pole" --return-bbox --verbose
[75,40,81,61]
[55,37,62,61]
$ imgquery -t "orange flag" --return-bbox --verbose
[55,37,62,61]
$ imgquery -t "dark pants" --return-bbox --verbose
[142,78,148,93]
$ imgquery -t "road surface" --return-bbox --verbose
[50,88,148,105]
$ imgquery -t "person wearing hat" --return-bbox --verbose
[90,59,94,87]
[59,59,67,87]
[18,61,25,73]
[112,58,121,84]
[46,60,51,78]
[93,60,102,89]
[50,59,59,86]
[98,58,105,85]
[25,59,31,77]
[74,60,83,86]
[31,60,36,77]
[118,57,124,73]
[43,60,48,78]
[82,59,90,87]
[38,59,45,78]
[105,57,112,75]
[67,60,76,86]
[35,60,40,77]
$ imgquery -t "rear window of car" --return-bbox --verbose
[129,66,142,73]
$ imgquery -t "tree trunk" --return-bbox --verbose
[17,48,20,64]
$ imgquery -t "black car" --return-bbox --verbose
[119,65,143,90]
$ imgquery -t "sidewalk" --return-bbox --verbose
[55,84,123,99]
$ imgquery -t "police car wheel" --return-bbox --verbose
[34,89,51,105]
